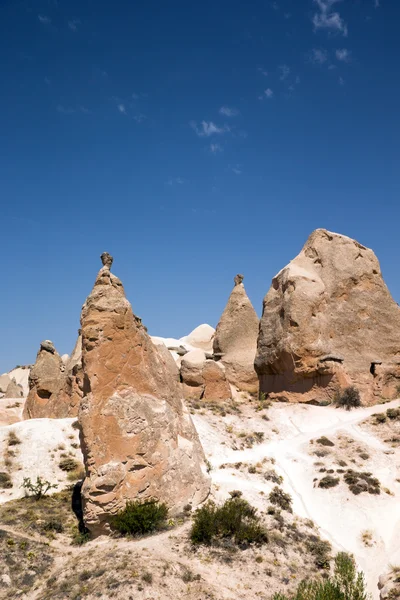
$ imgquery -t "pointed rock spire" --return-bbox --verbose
[213,274,259,392]
[79,255,210,535]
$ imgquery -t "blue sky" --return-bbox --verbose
[1,0,398,372]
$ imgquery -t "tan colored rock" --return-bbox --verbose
[202,361,232,401]
[4,378,24,398]
[213,275,259,392]
[180,349,206,388]
[79,255,210,536]
[23,340,80,419]
[0,374,11,394]
[255,229,400,405]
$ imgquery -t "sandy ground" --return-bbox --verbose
[193,399,400,598]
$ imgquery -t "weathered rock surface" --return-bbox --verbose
[0,374,11,394]
[180,348,232,401]
[213,275,259,392]
[23,339,80,419]
[378,571,400,600]
[79,255,210,536]
[255,229,400,405]
[4,378,24,398]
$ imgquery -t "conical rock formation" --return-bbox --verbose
[213,275,259,392]
[255,229,400,405]
[79,254,210,536]
[4,378,24,399]
[23,340,80,419]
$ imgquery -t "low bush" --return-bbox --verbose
[7,431,21,446]
[272,552,368,600]
[111,499,168,536]
[0,472,12,489]
[319,475,340,489]
[344,470,380,495]
[21,476,58,500]
[59,457,79,472]
[335,387,361,411]
[305,536,332,570]
[190,497,268,546]
[316,436,335,447]
[269,487,293,513]
[43,519,64,534]
[375,413,387,424]
[387,408,400,420]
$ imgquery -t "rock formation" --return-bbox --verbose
[4,378,24,399]
[255,229,400,405]
[0,374,11,394]
[181,324,215,353]
[213,275,259,392]
[79,254,210,536]
[23,339,81,419]
[180,349,232,401]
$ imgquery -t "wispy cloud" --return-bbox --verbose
[374,0,380,6]
[339,76,345,85]
[117,104,126,115]
[259,88,274,100]
[210,143,222,153]
[57,105,90,115]
[219,106,239,117]
[336,48,350,62]
[310,48,328,64]
[68,19,81,32]
[230,165,242,175]
[133,114,146,123]
[279,64,290,80]
[132,92,139,100]
[38,15,51,25]
[190,120,230,137]
[312,0,348,37]
[258,67,268,76]
[166,177,184,186]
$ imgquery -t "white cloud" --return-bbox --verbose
[210,143,222,153]
[312,0,348,36]
[219,106,239,117]
[264,88,274,98]
[38,15,51,25]
[339,76,345,85]
[258,67,268,76]
[310,48,328,64]
[336,48,350,61]
[166,177,184,186]
[271,2,279,10]
[133,114,146,123]
[68,19,81,32]
[117,104,126,114]
[231,165,242,175]
[279,64,290,80]
[374,0,380,6]
[57,105,90,114]
[190,120,230,137]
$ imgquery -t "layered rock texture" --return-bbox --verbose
[4,378,24,399]
[79,254,210,535]
[23,339,81,419]
[213,275,259,392]
[180,349,232,401]
[255,229,400,405]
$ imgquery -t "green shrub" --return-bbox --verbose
[305,536,332,570]
[43,519,64,534]
[319,475,340,489]
[0,472,12,489]
[375,413,387,424]
[344,470,380,495]
[111,499,168,536]
[335,387,361,411]
[190,497,268,546]
[387,408,400,420]
[316,436,335,447]
[58,457,79,472]
[269,487,293,513]
[21,476,58,500]
[272,552,368,600]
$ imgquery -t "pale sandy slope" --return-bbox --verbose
[193,400,400,599]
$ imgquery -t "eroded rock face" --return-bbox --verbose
[255,229,400,405]
[4,378,23,398]
[79,257,210,536]
[213,275,259,393]
[23,339,81,419]
[0,374,11,394]
[180,350,232,401]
